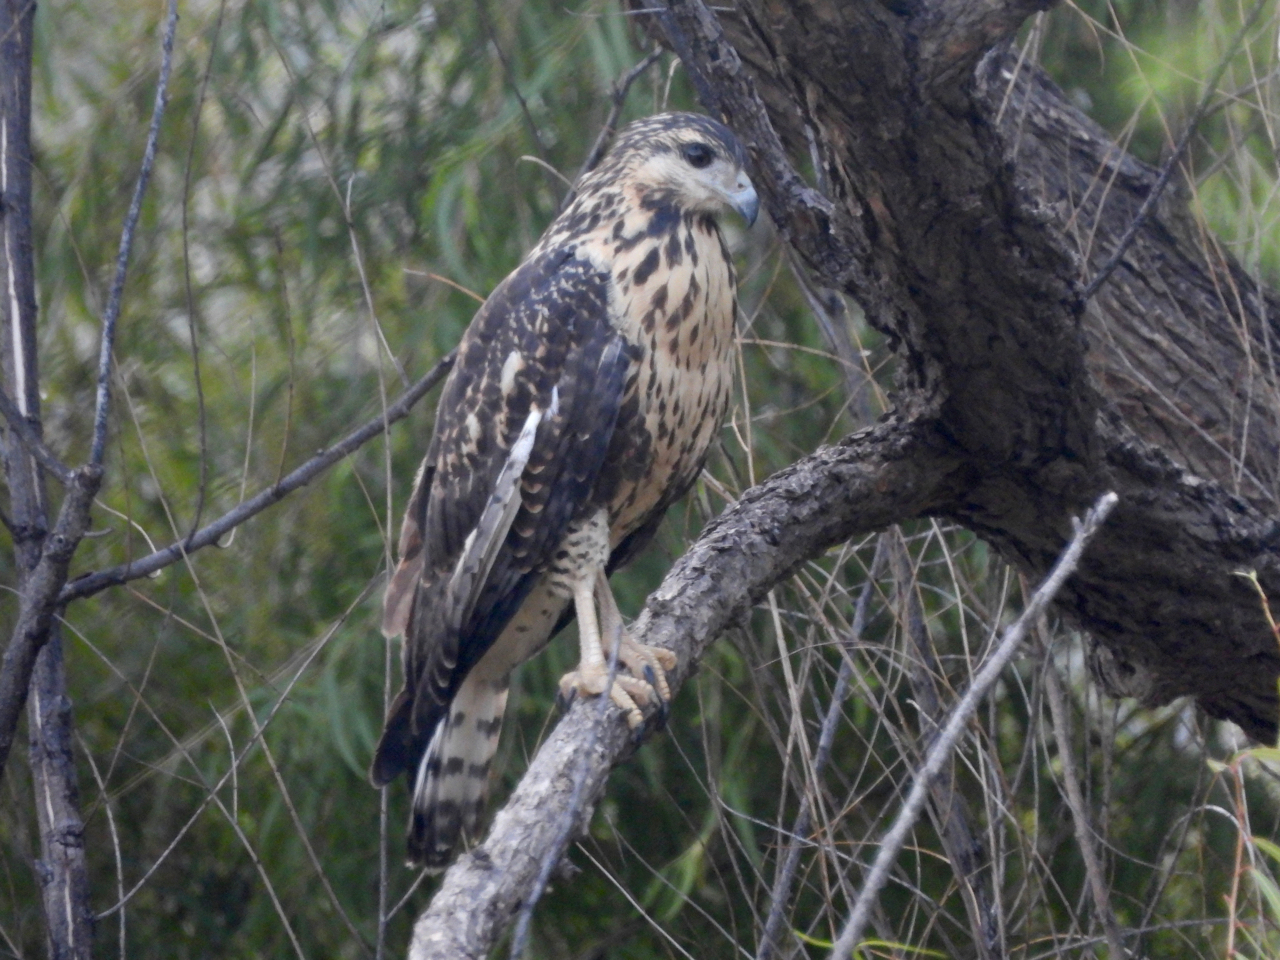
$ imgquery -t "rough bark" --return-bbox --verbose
[658,0,1280,739]
[412,0,1280,953]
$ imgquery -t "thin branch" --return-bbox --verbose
[0,463,102,778]
[89,0,180,466]
[757,536,887,960]
[829,491,1119,960]
[0,380,71,483]
[476,0,549,162]
[560,47,664,210]
[91,578,374,920]
[178,0,227,540]
[891,528,1003,960]
[517,155,572,189]
[59,350,455,604]
[79,732,127,959]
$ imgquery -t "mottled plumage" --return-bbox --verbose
[373,113,758,868]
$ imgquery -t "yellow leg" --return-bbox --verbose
[557,568,676,728]
[595,570,676,703]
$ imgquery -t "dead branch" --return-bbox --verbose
[0,383,72,484]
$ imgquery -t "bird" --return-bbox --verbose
[371,112,759,869]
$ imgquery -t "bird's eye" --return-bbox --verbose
[682,143,715,169]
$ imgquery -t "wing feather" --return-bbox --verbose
[382,461,433,638]
[374,245,634,783]
[444,403,543,638]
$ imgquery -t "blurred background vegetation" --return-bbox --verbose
[4,0,1280,957]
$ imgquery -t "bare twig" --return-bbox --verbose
[89,0,179,467]
[560,47,664,210]
[178,0,227,541]
[59,351,455,603]
[1040,629,1127,958]
[829,491,1119,960]
[80,732,127,959]
[0,382,71,484]
[757,537,887,960]
[476,0,549,162]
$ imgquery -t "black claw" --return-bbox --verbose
[653,695,670,731]
[555,688,576,715]
[640,664,671,731]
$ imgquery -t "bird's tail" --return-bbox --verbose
[407,673,508,870]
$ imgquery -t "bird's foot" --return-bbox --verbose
[615,639,676,706]
[557,641,677,729]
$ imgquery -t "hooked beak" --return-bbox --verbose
[728,182,760,227]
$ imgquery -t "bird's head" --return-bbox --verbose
[601,113,759,226]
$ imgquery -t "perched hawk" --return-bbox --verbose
[372,113,758,868]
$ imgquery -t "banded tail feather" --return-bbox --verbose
[408,674,509,870]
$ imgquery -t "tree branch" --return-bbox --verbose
[408,417,959,958]
[638,0,1280,739]
[0,465,101,776]
[0,0,97,952]
[89,0,179,466]
[0,381,71,484]
[563,47,664,208]
[59,351,455,604]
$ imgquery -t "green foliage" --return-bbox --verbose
[3,1,1280,958]
[1038,1,1280,278]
